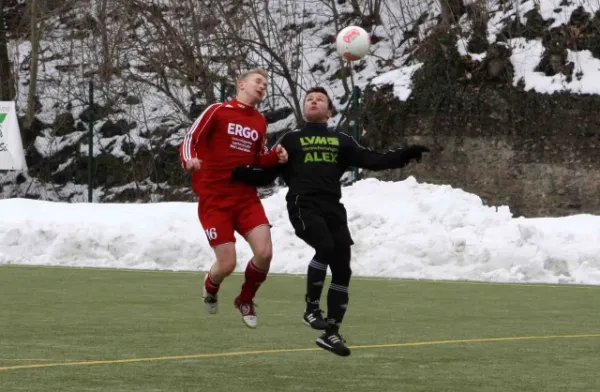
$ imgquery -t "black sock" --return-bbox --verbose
[306,257,327,312]
[326,283,348,332]
[326,244,352,333]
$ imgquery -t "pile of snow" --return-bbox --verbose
[1,177,599,285]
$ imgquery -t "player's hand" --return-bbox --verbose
[275,145,288,164]
[401,145,430,163]
[183,158,202,172]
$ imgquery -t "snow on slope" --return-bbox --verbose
[4,0,600,201]
[458,0,600,94]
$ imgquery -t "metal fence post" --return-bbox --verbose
[352,85,360,182]
[88,81,94,202]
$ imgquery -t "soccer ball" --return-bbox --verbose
[335,25,371,61]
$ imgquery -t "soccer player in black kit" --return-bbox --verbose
[231,87,429,356]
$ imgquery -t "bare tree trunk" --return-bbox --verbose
[97,0,111,83]
[0,0,15,101]
[368,0,383,24]
[25,0,43,129]
[349,0,361,15]
[186,0,216,103]
[440,0,464,28]
[327,0,350,97]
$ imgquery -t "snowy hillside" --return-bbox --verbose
[2,0,600,202]
[458,0,600,94]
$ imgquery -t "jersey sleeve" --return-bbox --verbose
[253,121,280,168]
[179,103,221,164]
[342,134,411,170]
[253,138,279,167]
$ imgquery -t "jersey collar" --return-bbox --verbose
[229,99,254,111]
[303,122,329,132]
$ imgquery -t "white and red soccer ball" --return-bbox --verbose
[335,25,371,61]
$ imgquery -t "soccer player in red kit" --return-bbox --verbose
[179,69,288,328]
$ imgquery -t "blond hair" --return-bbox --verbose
[237,68,268,84]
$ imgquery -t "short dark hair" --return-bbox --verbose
[305,86,333,110]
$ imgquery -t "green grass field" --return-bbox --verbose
[1,265,599,392]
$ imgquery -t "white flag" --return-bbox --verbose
[0,101,27,171]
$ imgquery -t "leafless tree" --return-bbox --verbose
[317,0,352,97]
[23,0,46,130]
[124,0,223,116]
[0,0,15,100]
[204,0,306,123]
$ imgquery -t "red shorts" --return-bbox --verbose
[197,195,270,247]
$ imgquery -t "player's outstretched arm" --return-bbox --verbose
[343,135,429,171]
[230,165,282,187]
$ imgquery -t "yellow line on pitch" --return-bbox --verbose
[1,333,599,372]
[343,334,600,349]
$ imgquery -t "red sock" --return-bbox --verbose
[204,273,220,296]
[238,259,268,303]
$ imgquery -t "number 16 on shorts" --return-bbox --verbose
[205,227,218,241]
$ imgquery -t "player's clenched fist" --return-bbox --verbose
[276,145,288,164]
[183,158,202,172]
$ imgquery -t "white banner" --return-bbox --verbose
[0,101,27,171]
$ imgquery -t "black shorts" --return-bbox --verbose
[286,195,354,250]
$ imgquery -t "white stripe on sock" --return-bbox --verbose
[309,259,327,271]
[329,284,348,293]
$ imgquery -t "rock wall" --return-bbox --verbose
[358,31,600,218]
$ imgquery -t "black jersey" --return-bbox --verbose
[277,122,413,200]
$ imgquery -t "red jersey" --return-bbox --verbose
[179,99,278,197]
